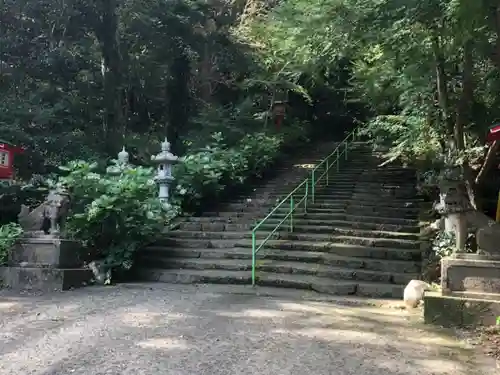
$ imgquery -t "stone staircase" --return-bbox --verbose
[137,142,423,298]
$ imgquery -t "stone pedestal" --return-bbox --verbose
[424,253,500,327]
[0,236,92,292]
[424,291,500,327]
[441,253,500,297]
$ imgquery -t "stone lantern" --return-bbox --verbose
[107,147,129,176]
[117,147,129,165]
[151,137,178,206]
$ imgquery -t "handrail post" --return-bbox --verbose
[311,170,315,203]
[305,180,308,213]
[326,158,329,186]
[345,141,348,160]
[251,231,256,286]
[289,195,294,232]
[336,148,340,172]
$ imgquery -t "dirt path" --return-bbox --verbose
[0,284,497,375]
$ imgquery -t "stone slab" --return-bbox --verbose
[441,254,500,295]
[424,291,500,327]
[0,266,93,292]
[8,237,84,268]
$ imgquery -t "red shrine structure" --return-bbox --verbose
[486,123,500,142]
[0,140,24,183]
[272,100,288,131]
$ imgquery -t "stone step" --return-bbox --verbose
[323,178,415,184]
[253,224,420,240]
[308,206,419,217]
[295,200,420,210]
[143,244,422,267]
[350,194,422,201]
[165,230,421,247]
[344,207,419,219]
[162,231,421,249]
[210,192,423,213]
[140,257,418,285]
[179,218,419,233]
[137,268,405,298]
[282,233,421,248]
[308,196,422,204]
[154,238,240,248]
[245,242,422,264]
[322,188,417,195]
[184,213,419,226]
[320,186,417,193]
[200,206,418,221]
[267,213,420,226]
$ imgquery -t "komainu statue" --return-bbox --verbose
[18,187,71,237]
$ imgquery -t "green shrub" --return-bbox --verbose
[0,223,23,264]
[58,160,179,270]
[173,131,283,211]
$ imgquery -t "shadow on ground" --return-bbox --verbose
[0,284,496,375]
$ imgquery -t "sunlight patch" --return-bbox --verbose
[0,301,19,311]
[53,304,81,313]
[277,302,328,315]
[120,311,184,327]
[405,335,463,348]
[272,327,381,342]
[293,163,316,169]
[415,358,463,373]
[217,308,298,318]
[136,337,189,350]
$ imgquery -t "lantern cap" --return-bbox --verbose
[151,137,179,164]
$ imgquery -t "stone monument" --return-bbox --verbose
[0,187,92,292]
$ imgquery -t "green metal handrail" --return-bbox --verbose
[250,128,358,286]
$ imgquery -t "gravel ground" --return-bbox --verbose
[0,283,497,375]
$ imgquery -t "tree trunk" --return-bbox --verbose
[455,39,479,210]
[167,49,191,155]
[431,34,454,136]
[96,0,123,156]
[489,3,500,70]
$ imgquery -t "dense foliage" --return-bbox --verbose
[0,223,23,265]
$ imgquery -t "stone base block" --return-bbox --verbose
[441,253,500,294]
[0,266,93,292]
[9,237,85,268]
[424,291,500,327]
